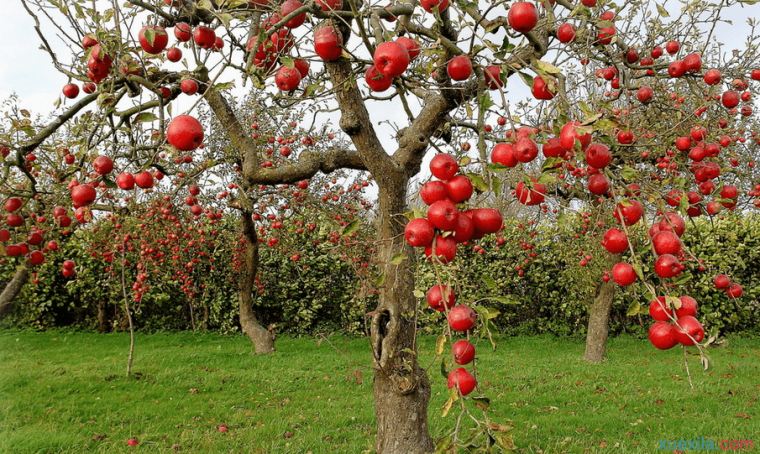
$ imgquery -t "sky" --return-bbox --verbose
[1,1,757,137]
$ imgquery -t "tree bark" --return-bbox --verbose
[0,260,30,322]
[582,253,618,363]
[370,181,435,454]
[238,210,276,355]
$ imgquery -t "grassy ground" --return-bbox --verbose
[0,330,757,453]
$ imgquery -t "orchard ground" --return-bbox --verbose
[1,330,757,453]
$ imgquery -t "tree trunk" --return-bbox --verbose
[238,210,276,355]
[0,260,30,322]
[370,182,435,454]
[582,266,617,363]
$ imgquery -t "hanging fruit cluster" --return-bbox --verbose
[404,153,503,397]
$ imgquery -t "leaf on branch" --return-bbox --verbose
[197,0,214,10]
[666,296,682,309]
[213,81,236,91]
[459,156,471,167]
[217,13,234,28]
[487,163,511,173]
[492,176,501,197]
[143,27,156,47]
[494,296,519,305]
[440,358,449,379]
[465,103,474,119]
[479,93,493,113]
[626,301,641,316]
[466,173,489,192]
[620,166,638,181]
[413,289,425,298]
[134,112,158,123]
[442,387,459,418]
[633,263,644,280]
[390,253,407,265]
[517,71,534,88]
[375,273,386,286]
[655,3,670,17]
[435,334,447,356]
[104,9,114,22]
[534,60,562,74]
[482,275,497,289]
[342,219,360,237]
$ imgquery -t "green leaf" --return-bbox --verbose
[482,275,497,289]
[435,334,447,356]
[342,219,360,236]
[375,273,386,286]
[517,71,534,88]
[197,0,214,9]
[442,387,459,418]
[626,301,641,316]
[655,3,670,17]
[413,289,425,298]
[213,81,235,91]
[459,156,471,167]
[281,57,295,69]
[143,27,156,47]
[487,163,511,173]
[103,9,114,22]
[440,358,449,379]
[620,166,638,181]
[466,173,489,192]
[390,253,407,265]
[534,60,562,74]
[492,176,501,197]
[479,93,493,113]
[217,13,234,28]
[494,296,519,305]
[632,263,644,280]
[134,112,157,123]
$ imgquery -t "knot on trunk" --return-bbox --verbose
[340,113,362,136]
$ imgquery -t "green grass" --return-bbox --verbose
[1,330,758,453]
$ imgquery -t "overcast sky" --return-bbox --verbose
[1,1,756,126]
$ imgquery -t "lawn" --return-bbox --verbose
[0,330,757,453]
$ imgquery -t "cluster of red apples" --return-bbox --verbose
[404,153,503,397]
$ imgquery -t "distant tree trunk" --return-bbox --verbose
[0,260,30,322]
[96,300,114,333]
[582,253,619,363]
[238,210,275,354]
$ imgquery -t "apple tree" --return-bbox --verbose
[9,0,760,451]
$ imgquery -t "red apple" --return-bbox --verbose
[447,56,473,81]
[648,321,677,350]
[557,23,576,43]
[135,171,154,189]
[726,283,743,298]
[652,231,682,256]
[602,228,628,254]
[508,2,539,33]
[373,42,410,78]
[365,65,393,92]
[420,0,449,13]
[193,26,216,49]
[404,218,435,247]
[420,180,448,205]
[167,115,204,151]
[71,184,97,206]
[429,153,458,180]
[139,25,169,54]
[452,340,475,365]
[166,47,182,62]
[280,0,306,28]
[424,235,457,263]
[445,175,473,203]
[470,208,502,234]
[587,173,610,196]
[611,262,636,286]
[654,254,682,278]
[180,79,199,95]
[673,316,704,346]
[314,26,343,61]
[427,200,459,231]
[649,297,673,321]
[427,284,456,311]
[448,305,476,332]
[117,173,135,190]
[513,138,539,163]
[93,155,113,175]
[676,296,698,318]
[275,66,302,91]
[62,83,80,99]
[447,367,476,396]
[491,143,518,167]
[315,0,342,10]
[175,23,192,42]
[484,65,503,90]
[395,36,421,60]
[585,143,611,168]
[5,197,22,212]
[665,40,680,54]
[613,200,643,226]
[713,274,730,289]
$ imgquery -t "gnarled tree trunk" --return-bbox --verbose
[582,253,619,363]
[238,210,275,354]
[371,182,435,454]
[0,260,30,322]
